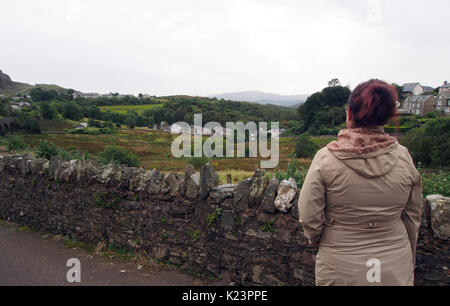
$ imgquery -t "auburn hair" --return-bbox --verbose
[348,79,398,127]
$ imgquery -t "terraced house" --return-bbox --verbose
[403,95,437,115]
[436,92,450,115]
[436,81,450,116]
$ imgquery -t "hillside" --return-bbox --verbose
[209,91,308,107]
[0,69,74,97]
[0,70,33,95]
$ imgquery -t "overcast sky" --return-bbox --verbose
[1,0,449,96]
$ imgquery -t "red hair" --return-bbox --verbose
[349,79,398,127]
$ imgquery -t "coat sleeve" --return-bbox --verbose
[401,170,424,265]
[298,150,327,247]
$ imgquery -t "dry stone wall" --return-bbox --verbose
[0,154,449,286]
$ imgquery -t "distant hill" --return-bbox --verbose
[209,91,309,107]
[0,70,32,95]
[289,103,303,109]
[0,69,73,97]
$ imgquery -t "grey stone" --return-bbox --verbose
[144,169,165,194]
[152,246,168,260]
[96,164,122,186]
[275,179,298,213]
[291,191,300,219]
[209,184,237,203]
[60,160,81,183]
[427,195,450,240]
[160,172,182,196]
[127,168,145,191]
[248,170,269,207]
[79,162,97,182]
[29,158,48,174]
[233,178,251,212]
[48,156,65,180]
[19,155,33,175]
[199,163,219,200]
[185,173,200,199]
[261,177,279,214]
[219,211,235,232]
[181,164,195,197]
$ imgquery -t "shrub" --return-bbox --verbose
[420,170,450,197]
[401,117,450,167]
[59,147,88,161]
[274,160,308,189]
[34,140,61,160]
[98,146,140,167]
[260,220,275,233]
[187,156,210,169]
[206,208,222,227]
[384,126,414,134]
[69,127,116,135]
[88,118,102,128]
[295,135,320,159]
[6,135,28,153]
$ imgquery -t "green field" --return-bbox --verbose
[99,104,163,115]
[15,118,336,183]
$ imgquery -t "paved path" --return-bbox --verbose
[0,223,227,286]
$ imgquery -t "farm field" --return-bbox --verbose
[19,123,335,183]
[99,104,163,115]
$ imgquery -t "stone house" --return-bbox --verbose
[402,82,424,99]
[403,95,437,115]
[436,92,450,116]
[439,81,450,95]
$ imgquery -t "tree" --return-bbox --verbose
[63,102,83,121]
[297,85,350,134]
[401,117,450,167]
[30,87,59,102]
[87,105,102,119]
[40,103,57,120]
[328,78,341,87]
[125,114,136,129]
[16,112,41,133]
[392,83,403,101]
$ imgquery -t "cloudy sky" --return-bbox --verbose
[1,0,449,96]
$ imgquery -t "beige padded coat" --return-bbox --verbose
[298,127,424,286]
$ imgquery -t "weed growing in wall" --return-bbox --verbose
[206,208,222,227]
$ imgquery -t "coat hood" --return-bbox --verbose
[327,126,399,178]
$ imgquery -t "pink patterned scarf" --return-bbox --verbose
[327,126,397,154]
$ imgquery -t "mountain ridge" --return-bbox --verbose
[209,90,309,107]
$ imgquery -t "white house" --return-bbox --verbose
[75,122,88,130]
